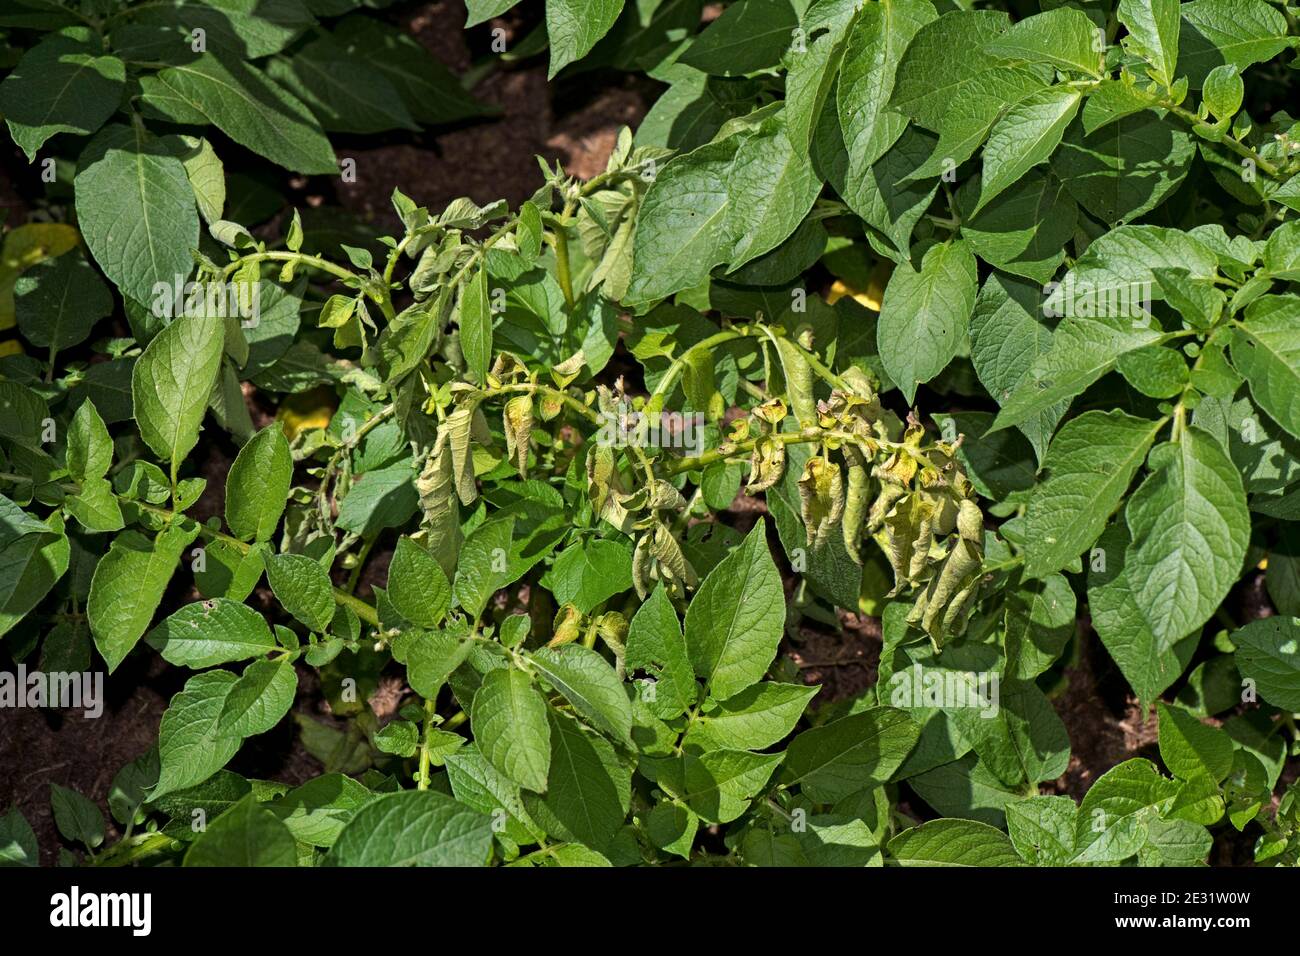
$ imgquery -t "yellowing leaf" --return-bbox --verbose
[0,222,81,331]
[276,386,337,441]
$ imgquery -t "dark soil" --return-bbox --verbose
[333,1,651,234]
[1,657,172,865]
[790,612,882,704]
[1047,624,1161,802]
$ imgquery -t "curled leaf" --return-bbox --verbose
[549,603,583,647]
[908,536,983,648]
[445,405,479,506]
[503,394,533,478]
[587,444,635,533]
[798,455,844,551]
[775,337,817,427]
[841,445,871,564]
[746,436,786,493]
[416,433,462,576]
[753,398,788,427]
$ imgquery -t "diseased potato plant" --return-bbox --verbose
[2,0,1300,868]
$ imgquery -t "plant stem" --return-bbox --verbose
[665,429,823,476]
[1159,99,1283,178]
[665,427,944,477]
[482,380,658,486]
[1170,402,1187,442]
[332,588,380,628]
[483,382,602,425]
[650,326,762,406]
[653,324,848,412]
[553,219,576,309]
[318,404,396,527]
[673,701,702,755]
[345,535,376,593]
[670,485,705,534]
[1277,713,1298,743]
[764,798,793,823]
[417,696,437,790]
[785,335,848,391]
[220,250,360,287]
[446,219,518,291]
[90,831,181,867]
[383,232,414,289]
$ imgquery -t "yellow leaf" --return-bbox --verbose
[276,386,337,440]
[2,222,80,269]
[0,222,82,331]
[824,259,891,312]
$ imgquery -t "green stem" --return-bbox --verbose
[318,404,396,527]
[665,429,823,477]
[446,219,517,291]
[670,486,705,535]
[1159,99,1283,178]
[650,326,762,406]
[349,406,397,444]
[511,843,559,866]
[553,220,576,309]
[482,380,657,486]
[784,334,848,391]
[665,427,943,477]
[940,178,960,229]
[90,832,181,867]
[980,554,1026,576]
[674,701,702,755]
[482,382,602,425]
[345,535,376,594]
[383,233,414,290]
[652,324,849,412]
[417,696,437,791]
[332,588,380,628]
[765,797,794,824]
[220,250,360,287]
[383,217,516,325]
[1277,713,1298,743]
[1170,402,1188,442]
[376,231,424,322]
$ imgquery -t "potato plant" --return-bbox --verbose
[1,0,1299,868]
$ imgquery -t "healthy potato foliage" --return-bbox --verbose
[0,0,1298,868]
